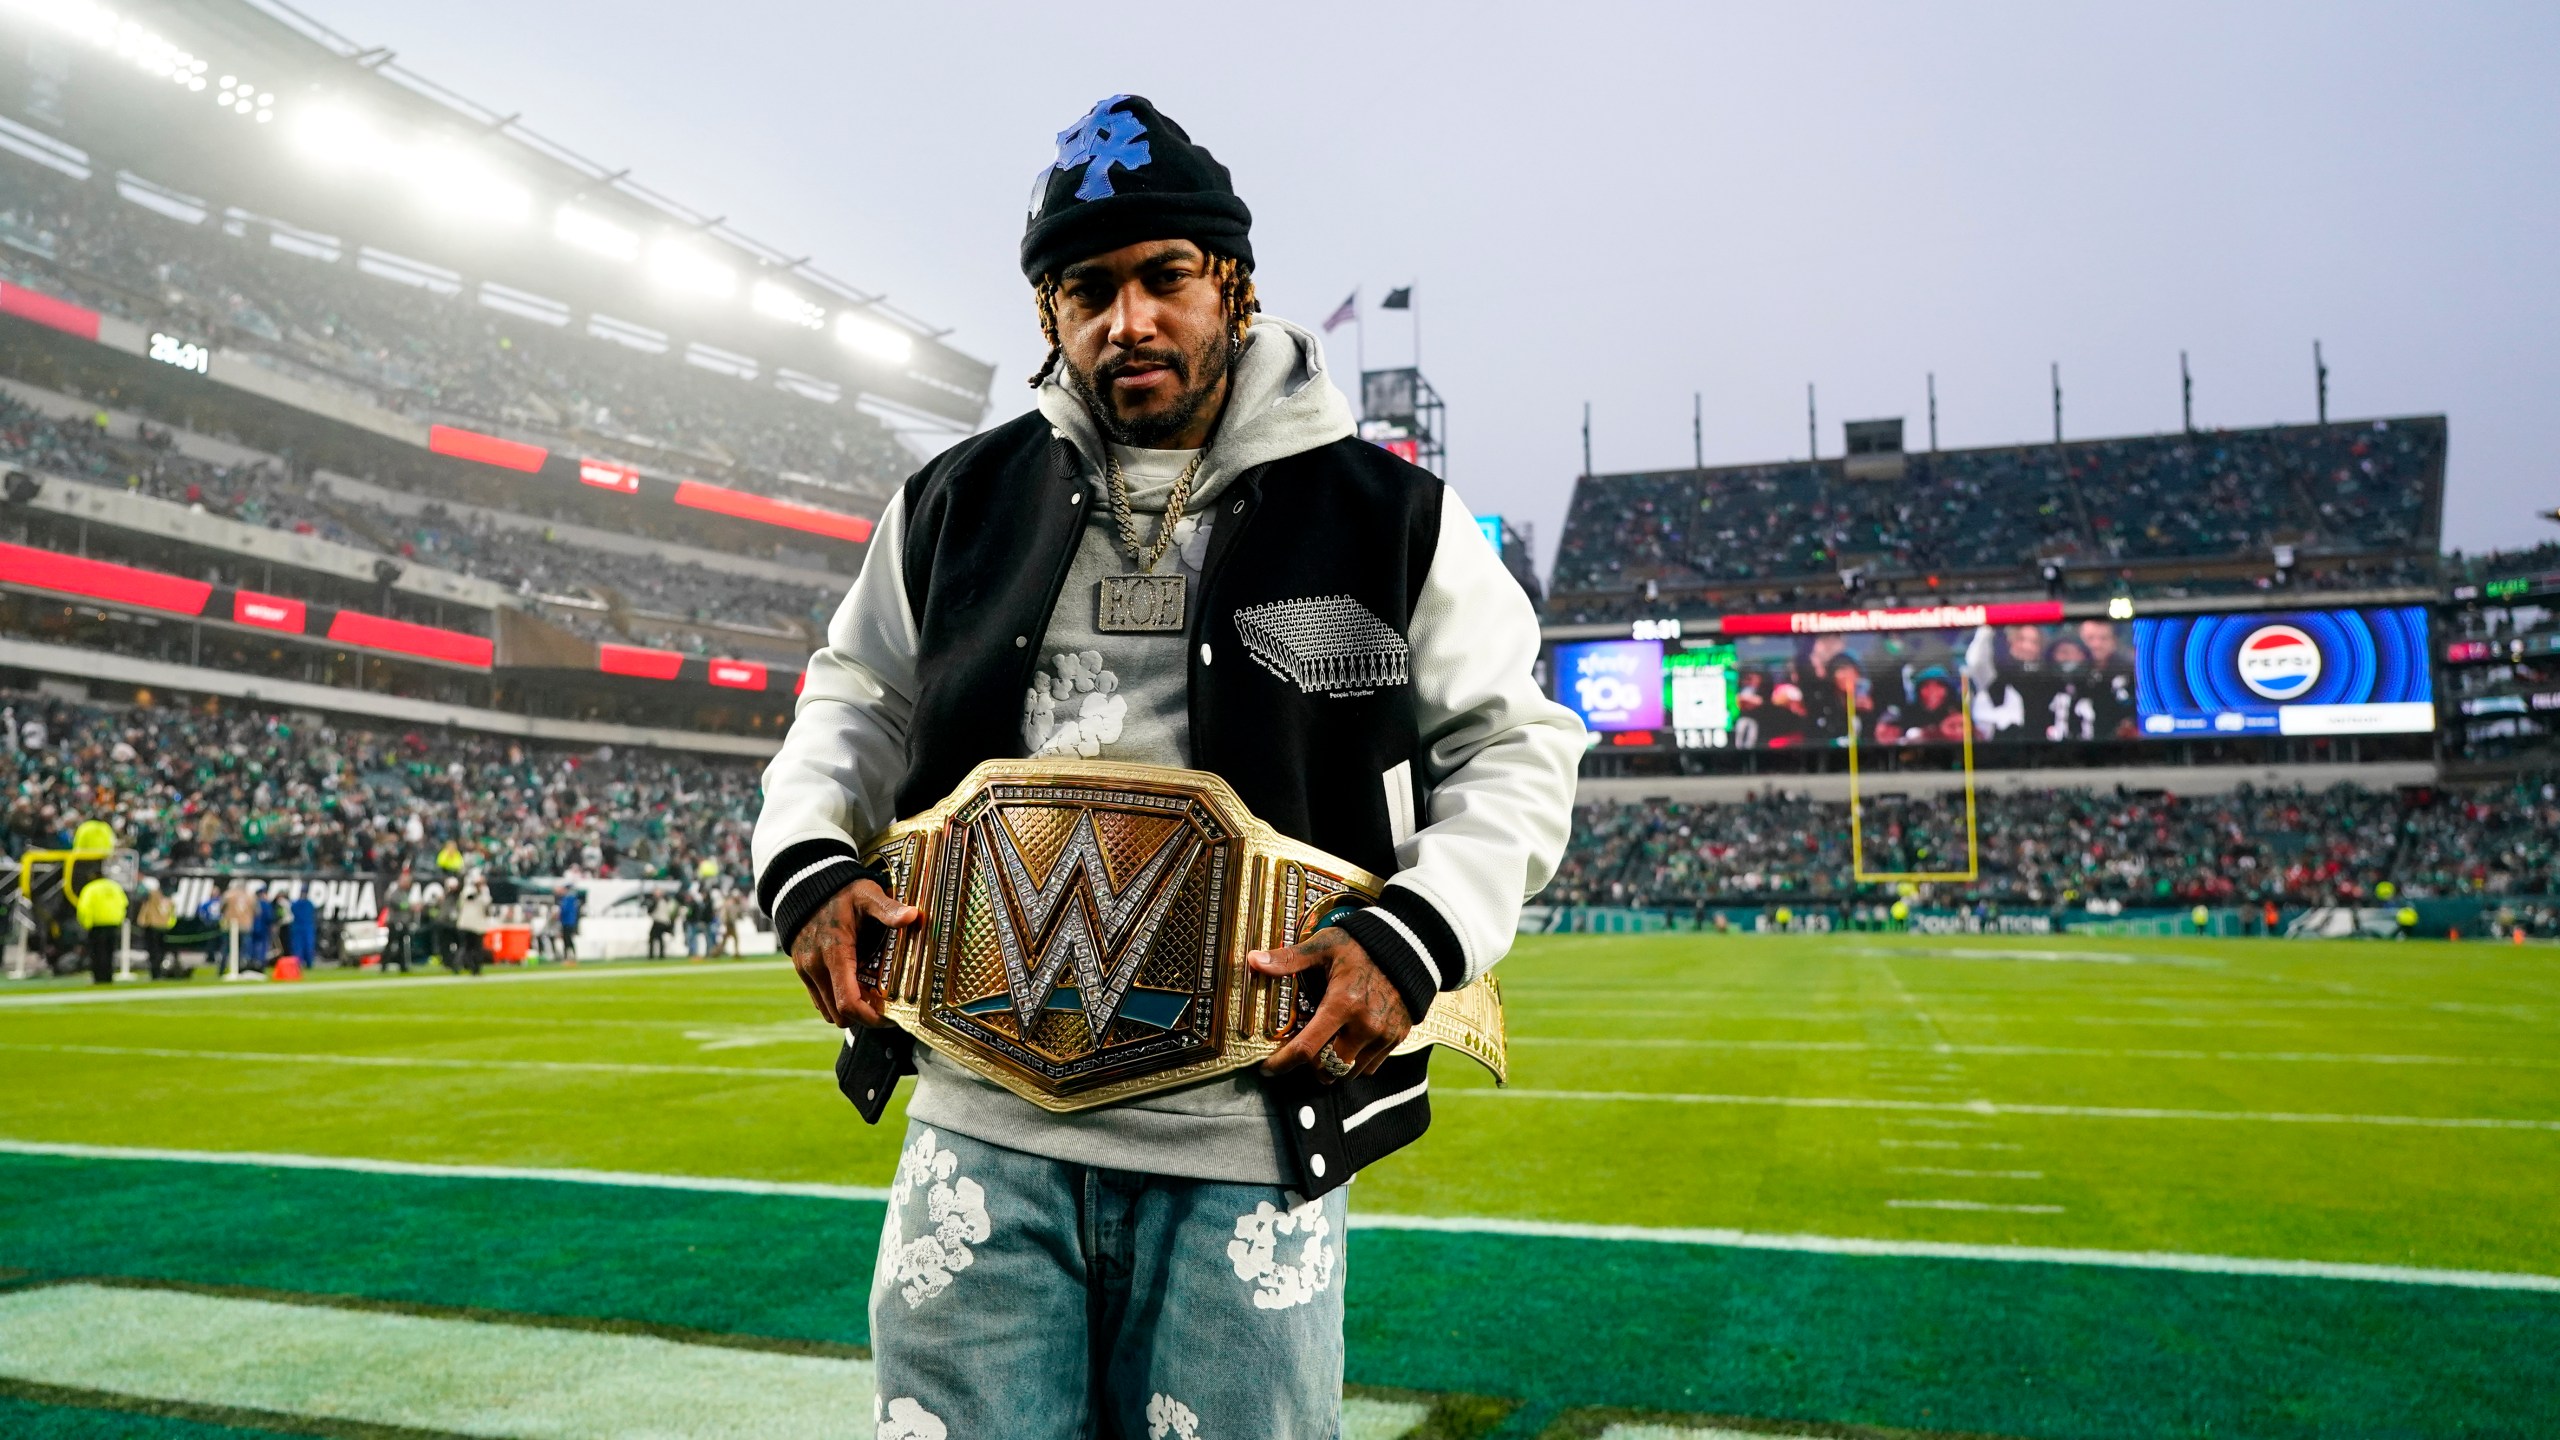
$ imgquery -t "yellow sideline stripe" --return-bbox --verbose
[3,1140,2554,1293]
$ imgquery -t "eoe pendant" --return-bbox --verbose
[1096,573,1187,633]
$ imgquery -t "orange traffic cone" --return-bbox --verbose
[274,954,303,982]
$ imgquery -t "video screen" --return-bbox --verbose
[2134,607,2434,737]
[1552,639,1664,732]
[1710,619,2137,749]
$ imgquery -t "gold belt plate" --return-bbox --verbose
[856,758,1506,1112]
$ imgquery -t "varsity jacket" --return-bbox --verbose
[752,336,1583,1198]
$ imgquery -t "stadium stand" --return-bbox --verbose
[0,158,917,505]
[1543,775,2560,919]
[1548,419,2445,621]
[0,688,758,880]
[2443,541,2560,767]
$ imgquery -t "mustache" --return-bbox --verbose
[1092,345,1190,389]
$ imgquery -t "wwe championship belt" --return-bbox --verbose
[855,759,1506,1113]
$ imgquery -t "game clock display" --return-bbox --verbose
[2134,607,2434,737]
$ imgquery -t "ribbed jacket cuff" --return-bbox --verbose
[1335,884,1465,1026]
[757,839,887,954]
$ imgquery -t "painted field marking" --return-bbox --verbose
[0,1282,1434,1440]
[7,1139,2554,1295]
[1889,1167,2046,1180]
[0,1042,825,1082]
[1877,1140,2025,1151]
[0,1139,891,1201]
[1507,1036,2556,1069]
[0,959,792,1008]
[1598,1426,1769,1440]
[1448,1087,2560,1131]
[1889,1199,2066,1215]
[1346,1214,2560,1293]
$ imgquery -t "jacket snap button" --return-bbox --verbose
[1231,499,1244,514]
[1198,643,1212,665]
[1298,1105,1316,1130]
[1014,636,1027,648]
[1309,1153,1327,1178]
[1069,492,1081,505]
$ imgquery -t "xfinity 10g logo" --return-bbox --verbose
[2235,623,2322,700]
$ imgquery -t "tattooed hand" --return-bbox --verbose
[1247,928,1414,1083]
[789,879,920,1029]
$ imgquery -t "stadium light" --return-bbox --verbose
[554,207,638,262]
[291,103,395,171]
[750,280,825,330]
[649,240,736,300]
[834,311,913,364]
[11,0,281,122]
[409,145,531,226]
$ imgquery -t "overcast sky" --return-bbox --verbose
[308,0,2559,569]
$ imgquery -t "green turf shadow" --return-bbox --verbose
[1350,1229,2560,1439]
[0,1155,881,1349]
[8,1155,2558,1439]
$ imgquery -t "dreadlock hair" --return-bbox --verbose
[1028,252,1259,389]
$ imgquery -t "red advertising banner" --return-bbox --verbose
[0,541,212,615]
[1718,601,2065,636]
[231,591,308,632]
[672,480,873,544]
[428,424,549,474]
[0,283,102,342]
[706,659,769,690]
[597,643,686,681]
[325,610,495,669]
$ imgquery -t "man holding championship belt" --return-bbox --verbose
[753,94,1583,1439]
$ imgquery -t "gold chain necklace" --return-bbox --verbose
[1095,450,1203,634]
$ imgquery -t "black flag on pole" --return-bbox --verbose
[1380,287,1412,309]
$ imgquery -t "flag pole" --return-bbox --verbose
[1355,287,1365,390]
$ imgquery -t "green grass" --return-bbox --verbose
[2,936,2557,1436]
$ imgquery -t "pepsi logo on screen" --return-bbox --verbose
[2233,623,2322,700]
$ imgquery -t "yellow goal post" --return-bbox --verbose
[1847,675,1981,885]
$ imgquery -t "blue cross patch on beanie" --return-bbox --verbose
[1020,95,1253,281]
[1053,95,1152,202]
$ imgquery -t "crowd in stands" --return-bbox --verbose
[0,160,916,502]
[1549,421,2444,616]
[0,392,833,644]
[2448,541,2560,585]
[1544,776,2560,915]
[0,692,759,880]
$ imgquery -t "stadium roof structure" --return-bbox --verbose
[0,0,993,432]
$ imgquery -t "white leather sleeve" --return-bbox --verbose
[751,490,920,880]
[1386,490,1589,984]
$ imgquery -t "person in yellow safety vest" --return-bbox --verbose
[2191,904,2211,933]
[75,873,127,985]
[2396,905,2419,940]
[435,841,465,874]
[695,857,720,882]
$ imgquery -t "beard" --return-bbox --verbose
[1066,326,1233,448]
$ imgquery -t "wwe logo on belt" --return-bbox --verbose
[974,808,1200,1040]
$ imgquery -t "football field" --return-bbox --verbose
[0,932,2554,1437]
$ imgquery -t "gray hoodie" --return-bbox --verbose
[752,313,1583,1187]
[925,317,1357,1182]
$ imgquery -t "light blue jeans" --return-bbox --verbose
[868,1121,1348,1440]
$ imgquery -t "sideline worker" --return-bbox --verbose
[74,871,127,985]
[135,877,176,979]
[753,96,1581,1437]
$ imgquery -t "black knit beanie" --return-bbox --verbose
[1021,95,1252,281]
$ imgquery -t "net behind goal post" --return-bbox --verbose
[1846,675,1982,885]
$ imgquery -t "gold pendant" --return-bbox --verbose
[1096,573,1187,633]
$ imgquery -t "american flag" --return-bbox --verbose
[1321,291,1357,332]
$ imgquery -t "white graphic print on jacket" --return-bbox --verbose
[876,1127,990,1309]
[875,1395,948,1440]
[1023,649,1126,758]
[1226,1197,1335,1310]
[1145,1393,1203,1440]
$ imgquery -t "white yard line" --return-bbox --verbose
[0,1283,1432,1440]
[0,1042,825,1082]
[1450,1087,2560,1131]
[1889,1199,2066,1214]
[0,960,791,1009]
[1509,1035,2556,1069]
[7,1138,2553,1294]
